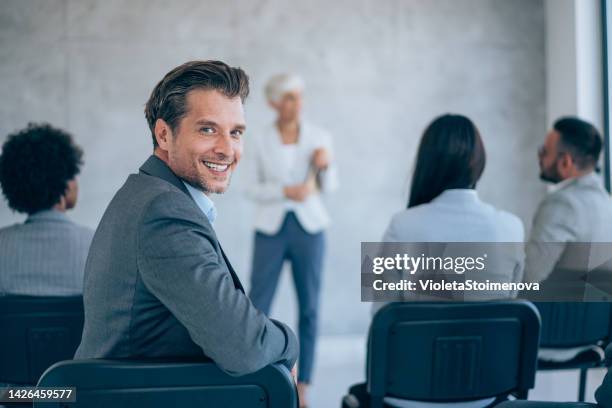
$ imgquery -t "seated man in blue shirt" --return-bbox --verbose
[0,123,93,296]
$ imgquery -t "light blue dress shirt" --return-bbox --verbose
[182,181,217,225]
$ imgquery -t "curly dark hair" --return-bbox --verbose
[0,123,83,214]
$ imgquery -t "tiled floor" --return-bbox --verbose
[308,334,606,407]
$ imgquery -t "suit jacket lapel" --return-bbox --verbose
[219,245,245,293]
[139,155,190,195]
[139,155,245,293]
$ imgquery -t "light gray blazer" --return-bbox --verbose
[0,210,93,296]
[380,189,525,301]
[383,189,524,243]
[75,156,298,376]
[524,172,612,284]
[376,189,524,407]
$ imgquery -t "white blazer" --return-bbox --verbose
[246,122,339,235]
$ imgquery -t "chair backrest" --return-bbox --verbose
[0,296,84,384]
[368,301,541,403]
[535,302,612,348]
[34,359,298,408]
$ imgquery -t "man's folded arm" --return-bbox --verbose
[136,191,298,375]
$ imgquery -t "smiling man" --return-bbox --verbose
[75,61,298,376]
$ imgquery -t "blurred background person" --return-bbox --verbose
[524,117,612,286]
[0,123,93,296]
[346,114,524,408]
[382,114,525,301]
[382,114,523,242]
[524,117,612,362]
[247,73,338,407]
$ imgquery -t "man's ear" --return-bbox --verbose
[154,119,172,150]
[558,152,575,176]
[561,152,574,169]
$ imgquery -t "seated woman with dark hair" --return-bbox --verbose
[0,123,93,296]
[385,113,522,243]
[342,114,524,408]
[380,114,525,302]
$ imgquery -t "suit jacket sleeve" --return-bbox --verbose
[523,194,578,283]
[136,191,298,375]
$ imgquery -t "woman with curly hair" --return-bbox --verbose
[0,123,93,296]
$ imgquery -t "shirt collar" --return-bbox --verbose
[182,181,217,225]
[547,171,600,194]
[25,209,71,224]
[433,189,480,203]
[548,176,575,193]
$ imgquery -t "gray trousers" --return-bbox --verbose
[249,212,325,383]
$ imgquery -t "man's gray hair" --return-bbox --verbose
[265,73,305,102]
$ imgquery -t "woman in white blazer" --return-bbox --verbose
[247,73,338,408]
[343,114,524,408]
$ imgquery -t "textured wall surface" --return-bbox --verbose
[0,0,546,334]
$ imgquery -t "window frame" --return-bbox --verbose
[602,0,611,192]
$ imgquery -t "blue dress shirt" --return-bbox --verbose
[182,181,217,225]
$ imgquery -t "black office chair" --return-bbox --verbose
[535,302,612,402]
[33,359,298,407]
[495,401,597,408]
[366,301,541,408]
[0,296,84,385]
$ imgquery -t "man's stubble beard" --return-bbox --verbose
[539,164,563,184]
[169,154,232,195]
[196,172,232,194]
[189,161,233,194]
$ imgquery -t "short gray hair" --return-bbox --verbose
[264,73,305,102]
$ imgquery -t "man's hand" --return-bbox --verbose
[312,148,330,170]
[284,183,313,202]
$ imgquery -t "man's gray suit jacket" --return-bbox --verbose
[75,155,298,375]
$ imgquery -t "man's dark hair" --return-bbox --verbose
[554,116,602,170]
[0,123,83,214]
[144,60,250,148]
[408,114,486,208]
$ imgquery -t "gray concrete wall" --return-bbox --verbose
[0,0,546,335]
